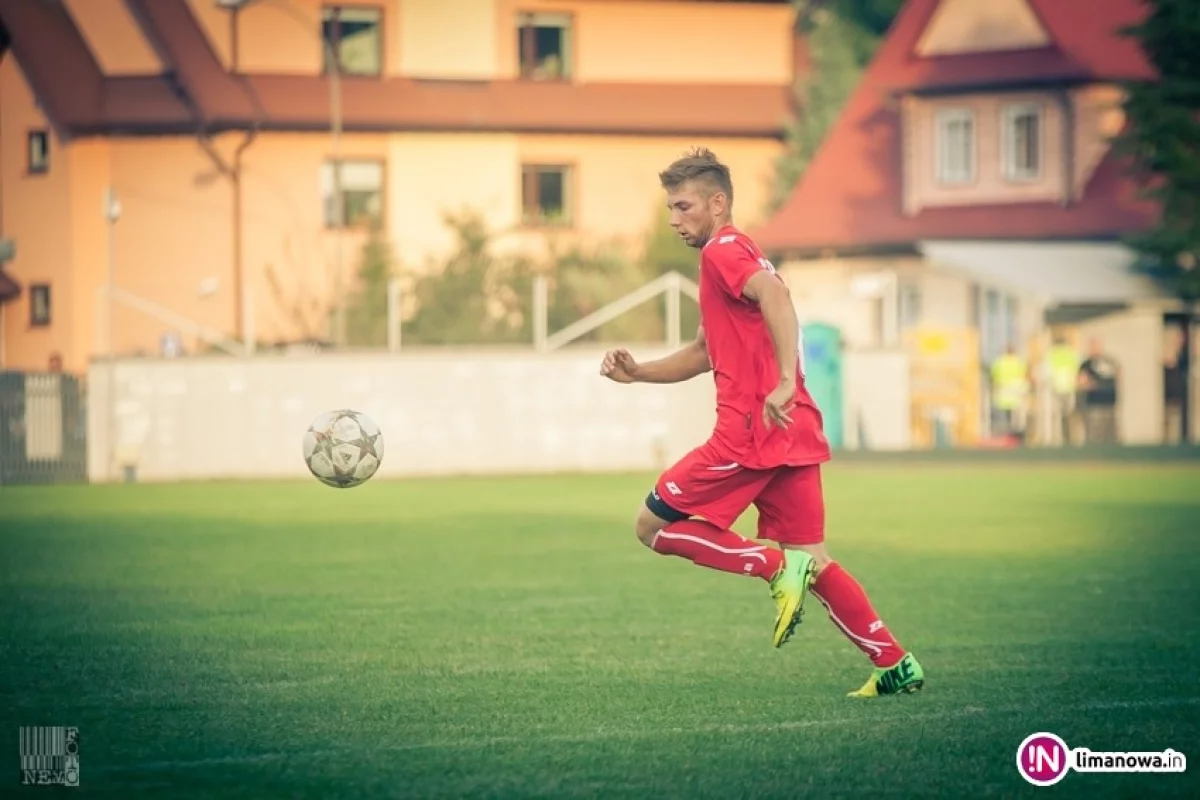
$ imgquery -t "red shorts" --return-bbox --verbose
[649,441,826,545]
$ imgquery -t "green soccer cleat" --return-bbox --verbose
[768,550,816,648]
[847,652,925,698]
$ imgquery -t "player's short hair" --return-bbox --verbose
[658,147,734,206]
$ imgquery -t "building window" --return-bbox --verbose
[1002,103,1042,182]
[522,165,571,225]
[518,12,571,80]
[321,6,382,77]
[321,159,384,227]
[976,286,1019,365]
[898,279,923,331]
[28,130,49,174]
[935,109,974,185]
[30,284,51,327]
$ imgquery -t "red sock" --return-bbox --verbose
[651,519,783,581]
[810,562,907,668]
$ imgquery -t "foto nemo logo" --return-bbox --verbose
[1017,732,1070,787]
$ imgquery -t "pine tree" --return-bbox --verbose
[1116,0,1200,441]
[1116,0,1200,300]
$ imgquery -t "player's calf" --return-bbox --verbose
[636,498,783,581]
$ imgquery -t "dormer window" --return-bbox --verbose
[935,108,975,185]
[1002,103,1043,182]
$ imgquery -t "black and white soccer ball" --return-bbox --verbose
[302,409,384,488]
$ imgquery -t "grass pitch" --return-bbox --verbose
[2,462,1199,798]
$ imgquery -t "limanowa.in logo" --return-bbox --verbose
[1017,732,1187,787]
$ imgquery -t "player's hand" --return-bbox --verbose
[600,349,639,383]
[763,380,795,430]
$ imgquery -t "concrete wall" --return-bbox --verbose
[86,347,712,484]
[86,347,913,483]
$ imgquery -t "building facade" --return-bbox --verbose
[752,0,1196,446]
[0,0,799,371]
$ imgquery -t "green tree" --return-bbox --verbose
[830,0,906,38]
[1115,0,1200,441]
[403,211,535,345]
[1116,0,1200,301]
[542,238,664,343]
[770,1,902,210]
[343,221,397,347]
[402,211,664,346]
[640,203,700,337]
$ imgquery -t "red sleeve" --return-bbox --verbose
[704,235,764,301]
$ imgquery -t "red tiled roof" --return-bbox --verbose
[0,0,795,139]
[0,0,198,134]
[751,0,1160,255]
[884,0,1154,93]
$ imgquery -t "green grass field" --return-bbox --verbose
[2,463,1199,798]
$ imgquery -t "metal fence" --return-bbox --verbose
[0,371,88,486]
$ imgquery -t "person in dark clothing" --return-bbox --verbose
[1077,338,1120,445]
[1164,325,1186,444]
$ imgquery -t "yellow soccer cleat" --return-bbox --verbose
[847,652,925,698]
[767,550,816,648]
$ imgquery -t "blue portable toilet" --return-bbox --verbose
[800,322,845,449]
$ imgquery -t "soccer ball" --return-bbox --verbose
[302,409,384,488]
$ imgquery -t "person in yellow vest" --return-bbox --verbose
[1045,334,1081,446]
[990,345,1030,442]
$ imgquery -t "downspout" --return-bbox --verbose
[230,132,256,351]
[227,5,259,351]
[125,0,260,348]
[1059,86,1075,207]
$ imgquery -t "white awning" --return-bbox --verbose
[918,240,1168,306]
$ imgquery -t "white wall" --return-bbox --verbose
[86,347,914,483]
[843,350,912,451]
[87,347,712,483]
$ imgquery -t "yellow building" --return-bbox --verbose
[0,0,799,371]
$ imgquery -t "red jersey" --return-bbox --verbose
[698,225,831,470]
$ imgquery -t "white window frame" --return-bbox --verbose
[898,279,923,332]
[517,11,573,80]
[1001,102,1043,182]
[935,108,975,186]
[321,6,383,77]
[320,159,384,228]
[520,163,573,226]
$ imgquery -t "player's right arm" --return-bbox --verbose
[600,327,711,384]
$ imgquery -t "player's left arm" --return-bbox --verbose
[742,271,800,389]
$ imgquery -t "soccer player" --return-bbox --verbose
[600,148,924,698]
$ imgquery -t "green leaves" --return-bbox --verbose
[1116,0,1200,301]
[770,1,897,212]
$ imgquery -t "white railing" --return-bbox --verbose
[99,285,247,356]
[533,271,699,352]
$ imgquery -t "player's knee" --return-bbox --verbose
[634,507,664,548]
